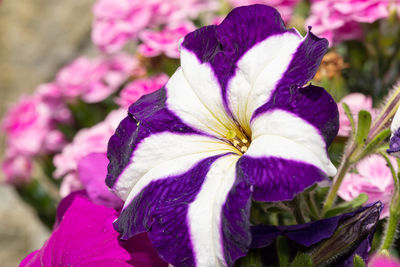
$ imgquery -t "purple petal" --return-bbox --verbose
[106,88,199,188]
[20,192,166,267]
[253,84,338,147]
[250,202,382,266]
[239,156,326,202]
[388,128,400,156]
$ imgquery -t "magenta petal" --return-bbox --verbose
[20,192,166,267]
[78,152,123,209]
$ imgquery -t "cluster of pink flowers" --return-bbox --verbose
[116,73,169,107]
[1,53,142,185]
[54,53,143,103]
[53,109,126,198]
[338,154,395,218]
[1,93,70,184]
[306,0,394,45]
[92,0,219,54]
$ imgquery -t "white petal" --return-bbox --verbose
[115,132,235,200]
[227,32,303,133]
[188,154,240,267]
[167,51,238,138]
[248,110,336,176]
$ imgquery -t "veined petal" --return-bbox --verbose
[226,32,302,134]
[107,88,200,190]
[115,132,235,200]
[241,109,336,202]
[114,154,252,267]
[166,66,236,138]
[253,85,339,146]
[250,109,336,176]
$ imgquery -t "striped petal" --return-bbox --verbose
[115,154,252,266]
[240,90,338,201]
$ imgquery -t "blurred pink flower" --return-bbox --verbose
[55,54,141,103]
[54,109,126,197]
[92,0,218,53]
[116,74,169,108]
[2,95,55,156]
[306,0,390,45]
[20,192,167,267]
[338,154,395,218]
[138,22,196,58]
[78,153,123,208]
[2,155,33,185]
[337,93,374,136]
[369,254,400,267]
[227,0,300,22]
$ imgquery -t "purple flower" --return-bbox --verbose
[388,104,400,157]
[251,202,382,266]
[20,192,168,267]
[106,5,338,266]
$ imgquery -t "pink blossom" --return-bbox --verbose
[138,22,196,58]
[227,0,300,22]
[337,93,374,136]
[338,154,395,218]
[36,83,72,124]
[116,74,169,108]
[20,192,167,267]
[2,95,53,156]
[2,155,33,185]
[55,54,141,103]
[92,0,218,53]
[53,109,126,197]
[369,255,400,267]
[78,153,123,208]
[306,0,391,45]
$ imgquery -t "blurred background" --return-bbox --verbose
[0,1,94,266]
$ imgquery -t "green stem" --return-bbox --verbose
[380,206,400,251]
[322,159,351,216]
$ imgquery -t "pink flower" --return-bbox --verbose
[78,153,123,208]
[116,74,169,108]
[20,192,167,267]
[2,155,32,185]
[138,22,196,58]
[55,54,140,103]
[53,109,126,197]
[338,154,395,218]
[2,95,53,156]
[306,0,391,45]
[227,0,300,22]
[369,255,400,267]
[337,93,374,136]
[92,0,218,53]
[92,0,154,53]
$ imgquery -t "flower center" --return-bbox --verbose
[226,129,250,154]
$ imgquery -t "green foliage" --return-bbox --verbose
[353,254,365,267]
[290,253,312,267]
[355,110,372,146]
[324,193,368,218]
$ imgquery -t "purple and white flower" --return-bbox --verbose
[106,5,339,266]
[388,105,400,157]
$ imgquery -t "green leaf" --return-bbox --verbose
[342,102,355,135]
[358,129,391,160]
[277,236,290,267]
[353,255,366,267]
[290,253,312,267]
[355,110,372,145]
[325,193,368,218]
